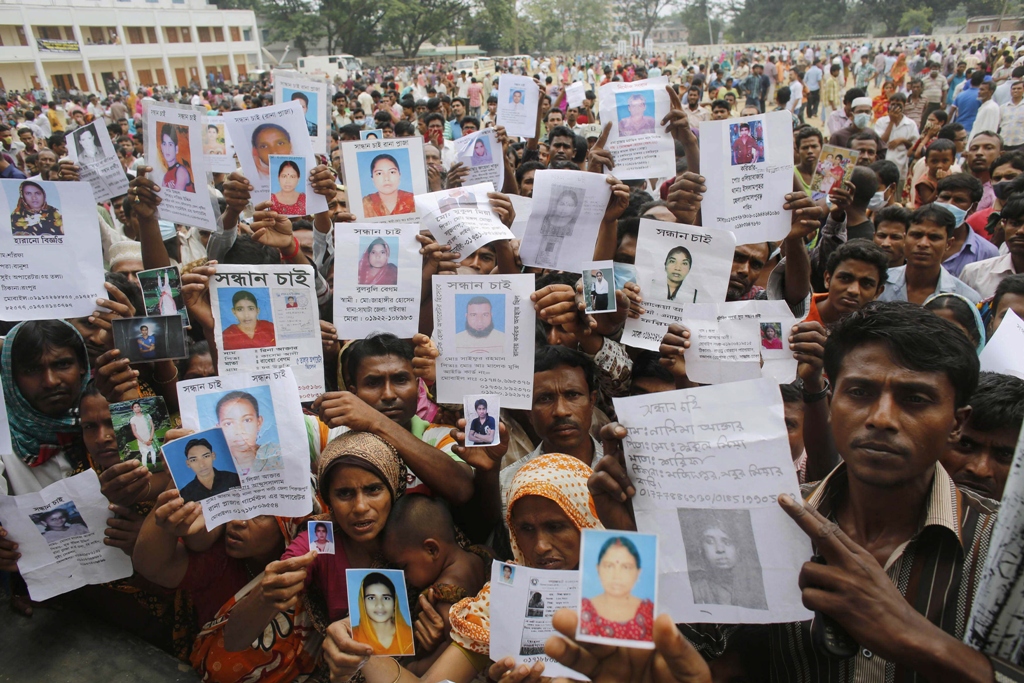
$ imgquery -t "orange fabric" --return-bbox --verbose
[804,293,829,325]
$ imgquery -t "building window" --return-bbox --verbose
[180,27,192,42]
[243,28,251,41]
[230,26,241,41]
[127,26,144,44]
[214,26,224,41]
[16,26,27,46]
[38,26,61,40]
[146,26,157,42]
[165,27,178,43]
[197,26,211,42]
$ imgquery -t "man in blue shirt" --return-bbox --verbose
[953,71,984,134]
[804,59,823,121]
[136,325,157,360]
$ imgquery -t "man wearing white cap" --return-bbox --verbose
[108,240,144,288]
[828,96,874,149]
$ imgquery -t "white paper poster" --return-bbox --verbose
[433,274,536,409]
[176,369,313,530]
[700,110,795,244]
[454,128,505,190]
[497,74,540,139]
[143,101,218,230]
[201,115,237,174]
[979,309,1024,379]
[273,70,329,156]
[622,219,736,351]
[0,178,105,320]
[209,265,325,402]
[520,170,611,272]
[222,101,328,215]
[418,183,514,259]
[334,223,421,340]
[0,470,133,601]
[597,77,675,181]
[565,82,586,109]
[509,194,532,240]
[489,562,588,681]
[66,120,130,203]
[613,380,812,624]
[341,137,428,223]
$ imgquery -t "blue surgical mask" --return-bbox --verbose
[868,190,887,211]
[159,220,177,241]
[938,201,968,227]
[853,113,871,129]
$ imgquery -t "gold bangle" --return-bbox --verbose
[154,367,179,385]
[390,658,401,683]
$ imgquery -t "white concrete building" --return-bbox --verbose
[0,0,262,98]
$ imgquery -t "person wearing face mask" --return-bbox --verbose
[965,152,1024,239]
[827,96,873,149]
[936,173,1000,277]
[868,159,901,212]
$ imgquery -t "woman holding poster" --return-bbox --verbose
[362,154,415,218]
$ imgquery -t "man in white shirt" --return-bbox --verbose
[874,92,919,186]
[971,79,1001,143]
[959,194,1024,297]
[1000,80,1024,149]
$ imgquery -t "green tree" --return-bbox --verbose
[898,6,932,34]
[318,0,388,55]
[259,0,326,57]
[383,0,470,58]
[621,0,679,42]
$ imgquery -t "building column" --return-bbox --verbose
[254,21,264,69]
[70,19,98,94]
[153,14,172,87]
[114,18,136,92]
[21,11,50,99]
[188,18,205,86]
[224,19,238,84]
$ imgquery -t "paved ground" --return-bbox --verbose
[0,585,199,683]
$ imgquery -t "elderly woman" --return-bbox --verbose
[319,453,605,682]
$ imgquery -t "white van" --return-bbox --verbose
[296,54,364,77]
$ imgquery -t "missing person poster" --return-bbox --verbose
[454,128,505,190]
[597,77,675,181]
[273,70,329,157]
[341,137,428,223]
[623,219,736,351]
[0,470,133,601]
[496,74,540,139]
[433,274,536,409]
[143,100,218,231]
[175,368,313,530]
[810,144,858,201]
[418,183,514,259]
[209,265,325,402]
[565,81,586,109]
[700,111,795,244]
[0,178,105,320]
[66,119,130,203]
[612,379,812,624]
[222,101,328,215]
[137,265,189,329]
[201,115,237,174]
[334,223,421,340]
[489,562,588,680]
[519,170,611,272]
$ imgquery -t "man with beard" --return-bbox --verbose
[455,296,505,355]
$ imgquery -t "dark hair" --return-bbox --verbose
[710,99,730,111]
[970,130,1003,147]
[617,217,640,250]
[631,350,673,386]
[382,493,456,549]
[361,571,396,598]
[515,161,545,185]
[251,123,290,148]
[992,274,1024,319]
[869,160,900,189]
[873,204,910,229]
[597,536,641,568]
[474,398,488,410]
[925,138,956,159]
[394,120,416,137]
[843,88,866,104]
[665,245,692,266]
[911,203,957,237]
[104,271,145,316]
[779,381,802,404]
[534,344,596,393]
[466,295,492,309]
[795,126,823,147]
[370,153,400,174]
[990,151,1024,175]
[924,294,984,348]
[547,125,575,143]
[1000,194,1024,222]
[937,122,966,141]
[823,302,979,408]
[215,390,260,420]
[231,290,259,308]
[937,173,984,203]
[966,372,1024,434]
[345,333,414,387]
[850,166,880,207]
[277,159,300,178]
[825,238,890,284]
[314,522,328,533]
[290,91,309,105]
[11,320,87,373]
[223,233,282,265]
[970,70,987,87]
[184,438,214,455]
[927,109,949,126]
[888,92,907,105]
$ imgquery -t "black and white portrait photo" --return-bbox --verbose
[677,508,768,610]
[533,185,581,267]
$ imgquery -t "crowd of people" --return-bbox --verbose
[2,31,1024,683]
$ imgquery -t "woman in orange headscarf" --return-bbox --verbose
[872,80,896,122]
[890,53,909,91]
[351,571,415,655]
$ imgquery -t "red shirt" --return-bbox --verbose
[180,541,251,626]
[804,292,829,325]
[966,207,995,241]
[222,319,277,350]
[282,530,352,622]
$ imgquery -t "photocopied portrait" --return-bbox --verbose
[678,508,768,610]
[157,122,196,193]
[218,287,277,351]
[30,502,90,546]
[346,569,416,656]
[509,89,526,110]
[269,155,307,216]
[436,187,478,214]
[72,122,104,166]
[498,563,516,585]
[195,386,283,478]
[526,591,545,617]
[284,88,319,137]
[578,529,657,647]
[308,520,336,554]
[138,266,189,328]
[8,179,64,237]
[760,322,783,350]
[583,263,616,314]
[358,149,416,218]
[729,119,766,166]
[203,123,227,155]
[111,315,188,362]
[162,427,241,504]
[534,185,582,267]
[659,246,697,303]
[469,136,493,166]
[463,394,500,447]
[109,396,171,471]
[616,91,657,138]
[250,122,293,180]
[454,293,506,356]
[360,130,381,140]
[358,236,400,286]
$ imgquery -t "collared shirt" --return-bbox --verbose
[971,99,1001,140]
[873,115,919,175]
[822,76,841,108]
[1000,99,1024,146]
[682,463,1000,683]
[877,263,982,303]
[943,225,1001,277]
[921,74,946,104]
[959,251,1022,298]
[826,109,851,135]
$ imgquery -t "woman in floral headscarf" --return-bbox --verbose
[221,431,408,651]
[317,454,602,682]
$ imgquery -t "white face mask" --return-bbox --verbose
[868,190,887,211]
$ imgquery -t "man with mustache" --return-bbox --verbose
[959,192,1024,298]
